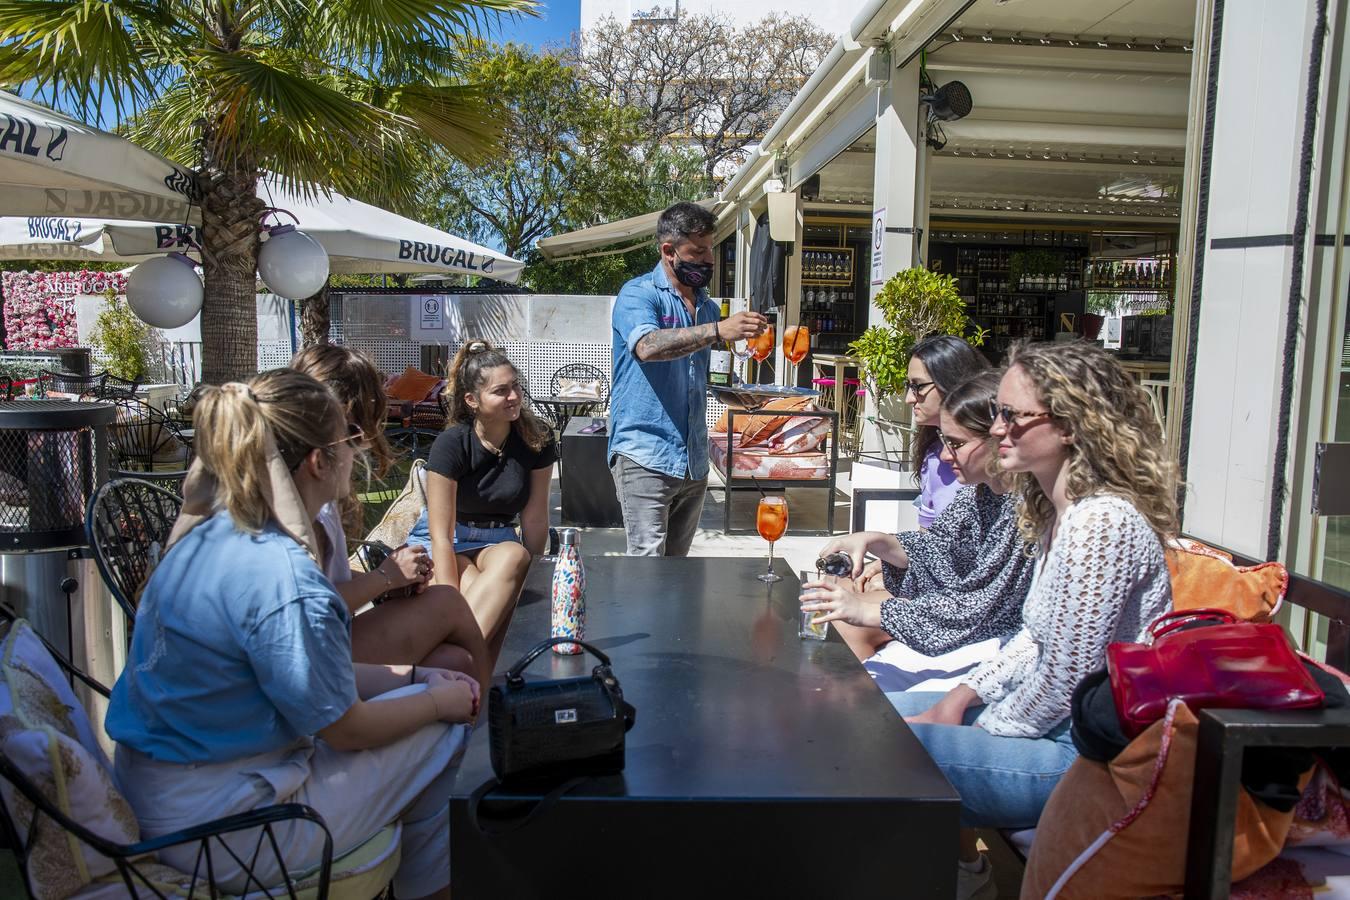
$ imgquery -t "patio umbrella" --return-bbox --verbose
[0,91,198,223]
[100,180,526,282]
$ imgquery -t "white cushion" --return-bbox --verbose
[0,619,139,899]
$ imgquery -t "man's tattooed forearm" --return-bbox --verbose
[636,322,718,361]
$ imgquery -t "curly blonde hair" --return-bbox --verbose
[1004,341,1178,549]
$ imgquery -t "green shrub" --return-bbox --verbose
[90,292,151,381]
[848,267,985,399]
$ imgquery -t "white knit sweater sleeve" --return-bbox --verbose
[973,496,1172,738]
[964,626,1038,704]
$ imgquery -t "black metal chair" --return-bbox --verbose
[97,372,141,399]
[549,363,610,413]
[85,478,183,621]
[0,604,339,900]
[107,396,193,472]
[37,369,106,399]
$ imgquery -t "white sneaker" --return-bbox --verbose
[956,854,998,900]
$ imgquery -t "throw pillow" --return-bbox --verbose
[386,367,444,403]
[739,397,817,447]
[0,620,140,899]
[1021,700,1305,899]
[1167,538,1288,622]
[556,377,602,400]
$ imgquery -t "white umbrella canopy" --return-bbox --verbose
[0,91,198,222]
[0,175,523,282]
[97,181,526,282]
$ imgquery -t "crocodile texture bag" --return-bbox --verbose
[489,638,636,783]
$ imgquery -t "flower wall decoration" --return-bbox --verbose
[0,270,128,350]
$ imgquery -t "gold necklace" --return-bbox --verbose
[476,426,506,456]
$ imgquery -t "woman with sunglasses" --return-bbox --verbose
[408,340,557,664]
[108,371,478,899]
[852,335,989,592]
[291,346,490,689]
[904,334,990,528]
[887,341,1176,899]
[800,372,1033,688]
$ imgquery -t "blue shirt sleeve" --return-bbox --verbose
[245,592,359,736]
[613,281,662,356]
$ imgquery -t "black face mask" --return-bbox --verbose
[671,253,714,289]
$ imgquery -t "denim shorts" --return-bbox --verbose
[406,511,520,557]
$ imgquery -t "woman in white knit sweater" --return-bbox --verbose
[887,340,1177,900]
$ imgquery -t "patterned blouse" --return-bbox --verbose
[879,484,1033,656]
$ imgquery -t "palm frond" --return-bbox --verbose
[0,0,187,124]
[312,0,537,68]
[386,82,508,168]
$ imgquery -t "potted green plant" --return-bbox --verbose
[90,291,153,381]
[848,266,986,405]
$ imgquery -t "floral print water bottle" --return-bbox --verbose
[551,527,585,655]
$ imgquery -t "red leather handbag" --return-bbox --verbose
[1107,607,1325,737]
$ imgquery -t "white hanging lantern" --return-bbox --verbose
[125,253,203,328]
[257,225,329,299]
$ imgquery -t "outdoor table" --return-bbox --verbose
[532,395,602,436]
[448,556,959,898]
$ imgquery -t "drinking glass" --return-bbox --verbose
[783,324,810,386]
[798,570,831,641]
[732,336,754,383]
[751,323,776,382]
[756,495,788,583]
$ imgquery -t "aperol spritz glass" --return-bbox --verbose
[783,323,810,386]
[756,495,788,583]
[750,323,776,382]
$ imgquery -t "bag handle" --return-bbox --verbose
[1150,607,1238,641]
[505,638,613,686]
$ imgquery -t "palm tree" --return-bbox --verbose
[0,0,534,382]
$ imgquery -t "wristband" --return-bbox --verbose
[374,564,393,588]
[410,664,417,686]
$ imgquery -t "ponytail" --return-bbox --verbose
[444,339,551,452]
[191,370,344,532]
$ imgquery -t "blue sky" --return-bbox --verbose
[492,1,580,51]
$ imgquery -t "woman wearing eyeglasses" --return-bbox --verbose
[109,371,478,899]
[408,340,557,665]
[800,371,1033,687]
[292,346,490,691]
[904,335,990,528]
[887,341,1176,899]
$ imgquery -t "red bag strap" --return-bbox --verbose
[1149,607,1238,641]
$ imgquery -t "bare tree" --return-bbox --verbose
[571,13,837,183]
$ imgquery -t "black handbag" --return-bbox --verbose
[488,637,636,784]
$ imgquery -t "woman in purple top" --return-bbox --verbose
[859,335,989,591]
[907,335,990,526]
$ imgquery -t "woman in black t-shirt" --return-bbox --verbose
[407,341,557,656]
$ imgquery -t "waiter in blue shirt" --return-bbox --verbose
[609,202,768,556]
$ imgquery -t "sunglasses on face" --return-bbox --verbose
[322,421,366,449]
[938,432,972,455]
[988,400,1052,427]
[904,378,936,399]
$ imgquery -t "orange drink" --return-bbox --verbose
[783,325,809,366]
[756,496,787,583]
[751,325,776,363]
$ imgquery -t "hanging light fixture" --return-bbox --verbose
[256,209,329,299]
[126,252,203,329]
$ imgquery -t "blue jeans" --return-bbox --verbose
[888,691,1078,829]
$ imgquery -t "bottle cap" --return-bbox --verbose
[558,527,581,548]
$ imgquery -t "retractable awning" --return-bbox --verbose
[536,198,721,262]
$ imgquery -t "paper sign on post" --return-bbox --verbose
[871,208,886,285]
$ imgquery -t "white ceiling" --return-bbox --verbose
[809,0,1197,223]
[947,0,1197,42]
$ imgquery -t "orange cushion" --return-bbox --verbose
[738,396,817,447]
[1021,701,1306,899]
[386,367,443,403]
[1166,538,1288,623]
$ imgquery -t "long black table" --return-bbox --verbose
[448,556,959,898]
